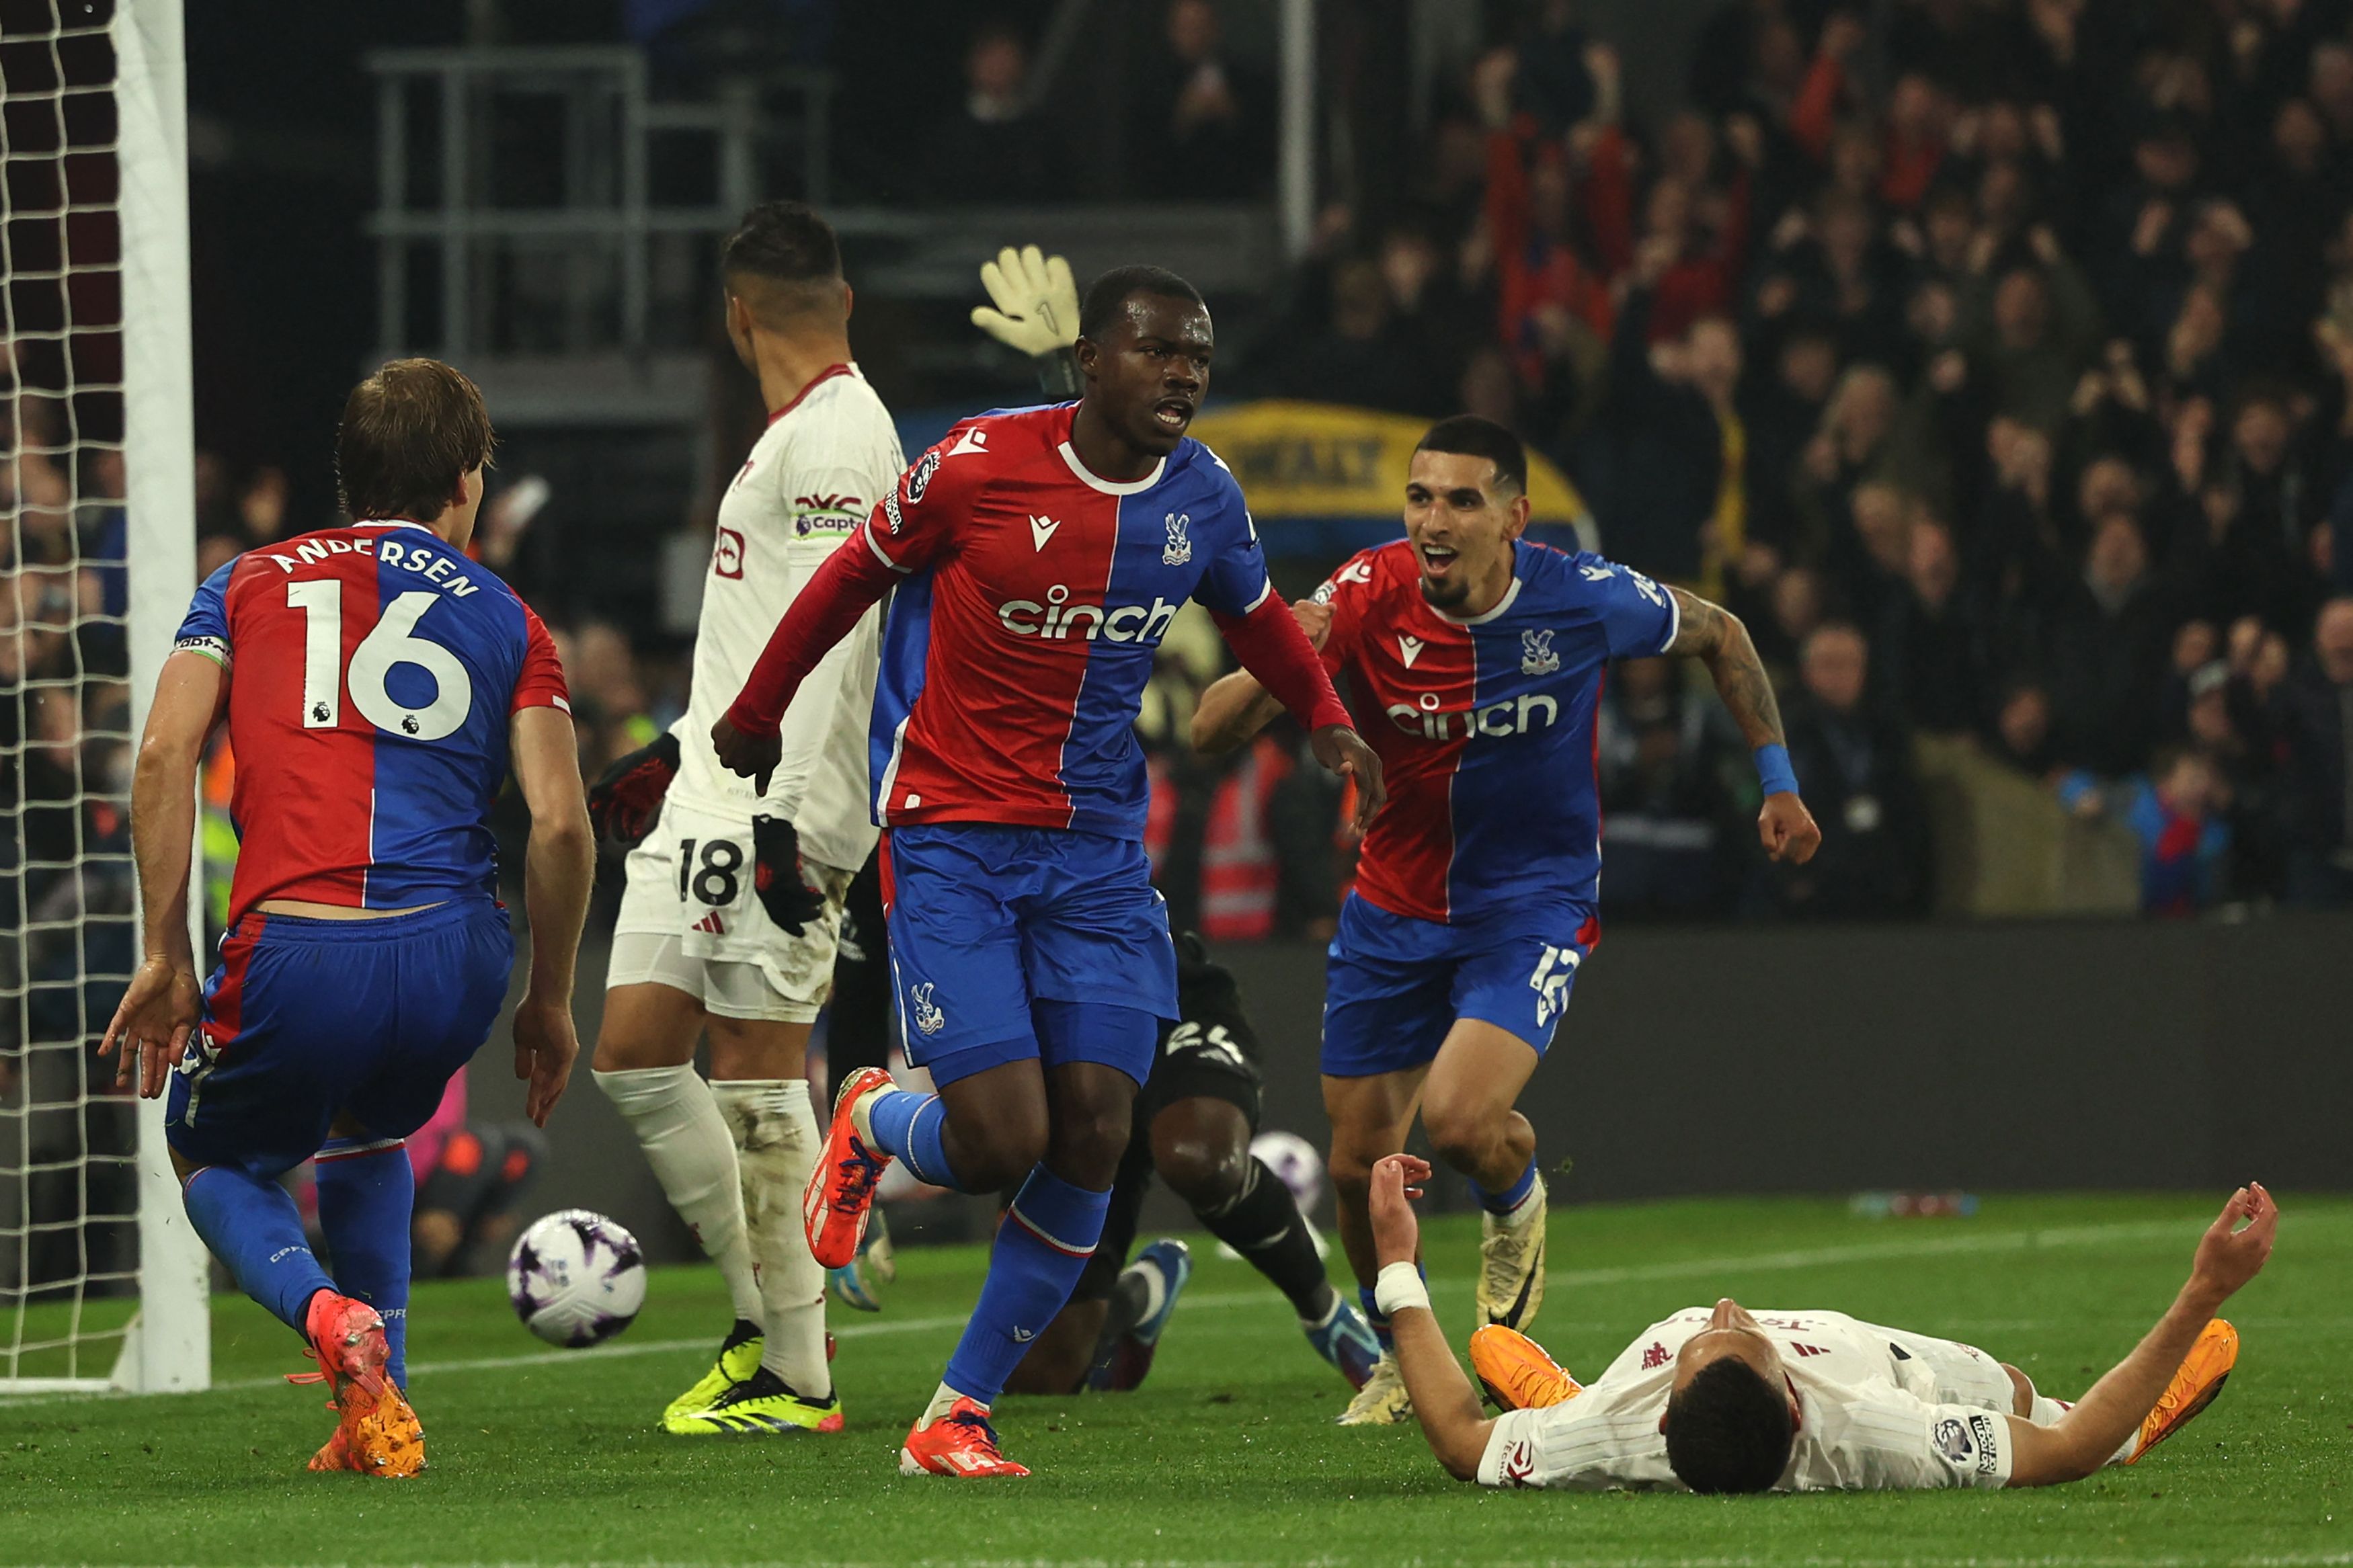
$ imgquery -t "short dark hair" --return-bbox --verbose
[1079,264,1205,340]
[1414,414,1527,496]
[721,200,842,288]
[721,202,845,327]
[1663,1359,1795,1495]
[335,358,495,523]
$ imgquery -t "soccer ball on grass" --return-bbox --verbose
[506,1208,647,1348]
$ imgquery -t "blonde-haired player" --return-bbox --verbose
[586,201,901,1435]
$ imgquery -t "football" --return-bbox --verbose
[1250,1129,1326,1214]
[506,1208,647,1348]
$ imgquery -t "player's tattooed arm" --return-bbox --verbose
[1664,586,1786,751]
[1667,587,1821,864]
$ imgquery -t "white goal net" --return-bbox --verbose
[1,0,203,1395]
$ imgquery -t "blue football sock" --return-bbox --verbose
[943,1164,1109,1406]
[315,1137,416,1387]
[1359,1284,1394,1352]
[1475,1157,1540,1216]
[866,1088,960,1191]
[183,1165,335,1337]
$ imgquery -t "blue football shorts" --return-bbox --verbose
[882,824,1176,1089]
[165,898,514,1178]
[1319,891,1599,1078]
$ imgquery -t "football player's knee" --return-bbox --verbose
[953,1120,1049,1192]
[1421,1098,1500,1173]
[1158,1136,1249,1214]
[1045,1106,1131,1187]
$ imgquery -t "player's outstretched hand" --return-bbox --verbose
[1313,725,1386,833]
[588,731,680,846]
[710,712,782,797]
[1758,792,1822,864]
[2189,1182,2278,1303]
[98,955,201,1100]
[972,245,1080,356]
[752,815,826,935]
[512,990,580,1128]
[1291,597,1333,650]
[1369,1153,1432,1268]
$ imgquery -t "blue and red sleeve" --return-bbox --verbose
[173,558,239,667]
[510,604,571,714]
[1212,593,1353,734]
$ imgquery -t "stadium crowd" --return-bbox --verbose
[1220,0,2353,921]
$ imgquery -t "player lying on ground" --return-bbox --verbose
[102,360,594,1477]
[1362,1154,2273,1491]
[713,264,1383,1477]
[1004,933,1379,1397]
[584,201,903,1438]
[1192,416,1822,1426]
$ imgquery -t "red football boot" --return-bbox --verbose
[898,1397,1030,1478]
[803,1066,896,1270]
[289,1290,425,1478]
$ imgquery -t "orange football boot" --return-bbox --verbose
[2128,1318,2238,1464]
[898,1397,1030,1478]
[803,1066,895,1270]
[1470,1325,1583,1412]
[288,1290,426,1479]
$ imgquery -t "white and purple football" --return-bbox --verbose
[506,1208,647,1348]
[1250,1130,1326,1214]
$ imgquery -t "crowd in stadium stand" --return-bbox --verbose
[1220,0,2353,923]
[150,0,2353,934]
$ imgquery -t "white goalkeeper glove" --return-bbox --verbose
[971,245,1079,356]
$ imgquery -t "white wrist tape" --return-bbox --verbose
[1374,1261,1430,1316]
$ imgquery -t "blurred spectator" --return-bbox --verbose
[1766,622,1929,918]
[934,24,1057,202]
[237,464,290,546]
[1986,679,2056,778]
[2047,513,2176,775]
[1595,310,1762,583]
[2278,596,2353,906]
[1875,514,1981,734]
[2058,747,2231,916]
[1269,258,1435,415]
[1131,0,1270,200]
[1596,658,1739,917]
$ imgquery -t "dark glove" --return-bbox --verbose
[586,732,680,847]
[752,815,826,936]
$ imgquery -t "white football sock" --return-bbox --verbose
[594,1066,762,1325]
[921,1380,976,1424]
[713,1078,830,1399]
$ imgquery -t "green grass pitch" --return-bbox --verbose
[4,1193,2349,1566]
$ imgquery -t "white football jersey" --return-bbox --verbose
[1477,1307,2023,1492]
[668,362,904,874]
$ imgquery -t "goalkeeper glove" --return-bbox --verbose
[751,815,826,936]
[586,731,679,847]
[973,244,1082,398]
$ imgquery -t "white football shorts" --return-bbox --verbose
[607,795,856,1023]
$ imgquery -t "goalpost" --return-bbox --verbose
[0,0,206,1395]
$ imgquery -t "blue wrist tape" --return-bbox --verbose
[1755,743,1799,797]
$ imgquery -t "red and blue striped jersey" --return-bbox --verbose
[173,522,570,923]
[1314,538,1677,923]
[863,403,1271,838]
